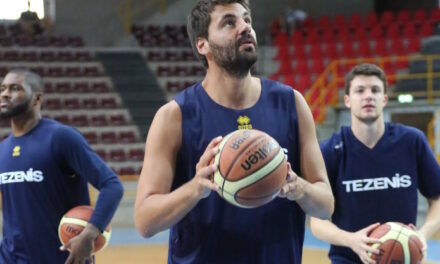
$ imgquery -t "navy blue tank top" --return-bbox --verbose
[170,79,305,264]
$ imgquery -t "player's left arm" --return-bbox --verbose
[279,90,334,219]
[53,126,124,261]
[419,196,440,241]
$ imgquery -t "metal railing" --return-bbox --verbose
[306,54,440,123]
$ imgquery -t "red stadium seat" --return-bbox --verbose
[73,82,91,93]
[292,44,306,60]
[128,149,144,161]
[64,98,80,109]
[289,31,303,45]
[90,115,107,126]
[109,149,127,162]
[380,11,394,26]
[402,22,417,38]
[294,59,309,75]
[419,21,434,37]
[109,114,127,126]
[83,98,98,109]
[91,82,110,93]
[365,12,379,26]
[396,10,411,23]
[57,51,74,61]
[71,115,89,127]
[356,41,371,58]
[308,43,323,59]
[430,8,440,22]
[101,132,118,144]
[117,167,136,176]
[84,66,100,76]
[373,39,388,56]
[65,66,82,77]
[119,131,136,143]
[389,38,406,55]
[82,131,98,144]
[53,114,70,124]
[339,41,356,58]
[45,98,62,109]
[54,82,72,93]
[348,13,362,29]
[305,29,319,43]
[323,42,339,60]
[95,149,107,160]
[386,23,400,39]
[413,9,427,23]
[369,25,383,39]
[333,15,347,28]
[40,51,56,62]
[310,59,325,75]
[407,37,421,53]
[295,75,312,94]
[353,26,367,41]
[47,67,63,77]
[101,98,118,108]
[3,51,20,61]
[22,51,38,61]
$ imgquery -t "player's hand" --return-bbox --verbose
[61,224,100,264]
[190,136,222,199]
[278,163,304,200]
[408,224,427,261]
[348,223,382,264]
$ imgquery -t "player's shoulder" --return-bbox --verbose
[173,82,200,106]
[387,122,425,141]
[261,77,295,95]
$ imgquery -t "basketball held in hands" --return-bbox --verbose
[212,129,288,208]
[58,205,111,254]
[368,222,423,264]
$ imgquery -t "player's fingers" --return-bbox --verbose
[363,222,380,234]
[197,164,217,179]
[199,178,219,191]
[197,146,220,170]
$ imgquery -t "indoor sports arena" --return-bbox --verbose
[1,0,440,263]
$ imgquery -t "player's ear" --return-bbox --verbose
[196,37,209,55]
[383,94,388,107]
[344,94,351,108]
[33,92,43,105]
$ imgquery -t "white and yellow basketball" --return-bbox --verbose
[213,129,287,208]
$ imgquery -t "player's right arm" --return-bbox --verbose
[310,218,381,264]
[134,101,221,238]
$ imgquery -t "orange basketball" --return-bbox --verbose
[368,222,423,264]
[58,205,111,253]
[213,129,288,208]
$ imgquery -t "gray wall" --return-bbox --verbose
[53,0,374,46]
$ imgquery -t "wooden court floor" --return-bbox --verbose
[96,245,329,263]
[95,245,439,264]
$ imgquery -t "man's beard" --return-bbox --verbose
[209,35,258,78]
[0,98,31,119]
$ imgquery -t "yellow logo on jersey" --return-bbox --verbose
[12,146,20,157]
[237,115,252,130]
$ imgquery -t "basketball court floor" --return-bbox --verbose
[95,227,440,264]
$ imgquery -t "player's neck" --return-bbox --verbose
[350,116,385,149]
[11,111,42,137]
[202,67,260,110]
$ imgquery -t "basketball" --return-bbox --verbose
[368,222,423,264]
[58,205,111,253]
[212,129,288,208]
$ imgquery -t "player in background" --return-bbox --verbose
[134,0,334,263]
[0,68,124,264]
[311,63,440,264]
